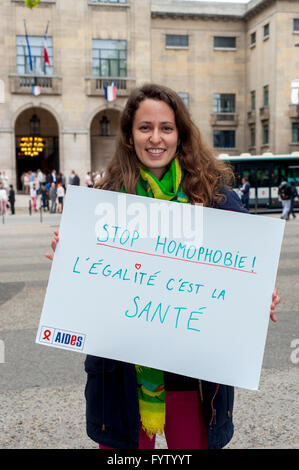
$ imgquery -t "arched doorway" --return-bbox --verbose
[90,109,121,173]
[15,107,59,191]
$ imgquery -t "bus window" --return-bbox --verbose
[241,168,255,188]
[272,165,286,186]
[256,168,269,187]
[287,166,299,184]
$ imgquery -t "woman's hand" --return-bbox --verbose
[45,230,59,261]
[270,287,280,323]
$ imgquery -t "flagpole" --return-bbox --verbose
[23,19,33,73]
[43,21,51,69]
[44,20,49,38]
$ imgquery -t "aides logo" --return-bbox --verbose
[39,326,85,351]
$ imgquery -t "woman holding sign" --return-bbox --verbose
[47,83,280,449]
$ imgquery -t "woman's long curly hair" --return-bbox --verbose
[95,83,234,206]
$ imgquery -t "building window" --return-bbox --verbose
[213,130,235,148]
[213,94,235,113]
[165,35,189,48]
[263,85,269,107]
[178,92,189,107]
[100,115,110,136]
[249,126,256,147]
[250,90,256,111]
[263,123,269,145]
[263,23,270,40]
[16,35,53,75]
[292,123,299,143]
[91,0,126,3]
[92,39,127,77]
[214,36,236,49]
[293,19,299,33]
[291,81,299,104]
[250,32,256,47]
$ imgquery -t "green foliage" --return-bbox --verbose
[25,0,41,8]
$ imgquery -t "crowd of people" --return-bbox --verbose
[21,168,105,214]
[1,166,298,218]
[0,168,106,216]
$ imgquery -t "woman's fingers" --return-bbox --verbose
[270,288,280,323]
[45,230,59,261]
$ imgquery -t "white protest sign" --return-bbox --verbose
[36,185,285,390]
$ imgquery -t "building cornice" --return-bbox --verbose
[151,0,297,22]
[151,1,246,21]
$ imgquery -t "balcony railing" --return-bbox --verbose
[288,104,299,119]
[85,77,136,97]
[210,112,238,126]
[259,106,270,121]
[247,110,256,124]
[9,74,62,95]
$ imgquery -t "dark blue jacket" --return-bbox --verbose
[84,188,248,449]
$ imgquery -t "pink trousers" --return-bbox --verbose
[100,390,208,450]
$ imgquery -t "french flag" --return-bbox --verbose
[104,81,117,102]
[43,22,51,69]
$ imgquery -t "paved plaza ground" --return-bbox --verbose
[0,201,298,449]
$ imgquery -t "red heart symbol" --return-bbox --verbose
[135,263,141,270]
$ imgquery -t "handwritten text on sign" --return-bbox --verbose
[36,186,284,390]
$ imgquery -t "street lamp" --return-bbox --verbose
[30,113,40,136]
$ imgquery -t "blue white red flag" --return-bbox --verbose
[104,81,117,102]
[24,20,33,73]
[43,22,51,69]
[32,85,41,96]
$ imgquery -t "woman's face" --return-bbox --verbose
[131,99,179,180]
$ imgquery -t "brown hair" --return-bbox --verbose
[95,83,234,206]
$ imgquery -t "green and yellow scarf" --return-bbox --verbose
[134,157,189,439]
[136,157,189,203]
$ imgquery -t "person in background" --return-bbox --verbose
[0,182,7,215]
[71,171,80,186]
[40,183,49,211]
[69,170,75,185]
[49,169,57,185]
[49,182,57,214]
[8,184,15,215]
[30,183,37,212]
[288,180,299,219]
[1,171,8,190]
[278,180,292,220]
[20,172,25,193]
[24,172,30,194]
[29,170,35,191]
[240,177,250,211]
[37,169,46,190]
[57,172,66,191]
[85,171,93,188]
[57,182,65,213]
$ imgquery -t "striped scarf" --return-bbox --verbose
[136,157,189,203]
[135,157,189,439]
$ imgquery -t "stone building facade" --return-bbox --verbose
[0,0,299,188]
